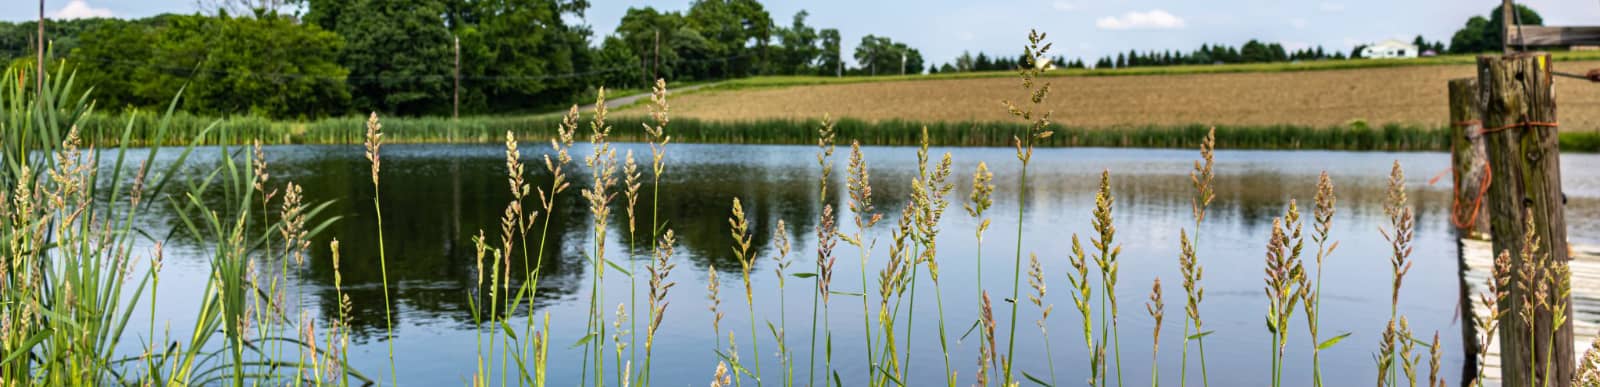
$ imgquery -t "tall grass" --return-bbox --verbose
[81,110,1600,152]
[8,28,1599,387]
[1001,29,1055,386]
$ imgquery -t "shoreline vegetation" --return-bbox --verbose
[72,112,1600,152]
[1,29,1592,387]
[69,51,1600,152]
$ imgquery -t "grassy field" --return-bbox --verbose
[705,51,1600,89]
[60,52,1600,152]
[628,57,1600,132]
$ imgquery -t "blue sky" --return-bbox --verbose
[5,0,1599,67]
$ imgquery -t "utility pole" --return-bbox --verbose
[453,35,460,121]
[1501,0,1514,54]
[37,0,44,99]
[654,29,660,82]
[900,52,906,75]
[836,45,842,77]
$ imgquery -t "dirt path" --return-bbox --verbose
[580,82,718,112]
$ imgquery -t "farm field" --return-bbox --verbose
[632,60,1600,130]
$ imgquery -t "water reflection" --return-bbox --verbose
[117,143,1600,386]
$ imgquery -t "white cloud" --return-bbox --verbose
[1052,1,1077,11]
[1290,18,1308,29]
[1319,2,1345,12]
[51,0,113,20]
[1095,9,1186,30]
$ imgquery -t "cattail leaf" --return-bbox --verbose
[829,290,864,297]
[1,329,51,364]
[569,332,597,348]
[1317,332,1354,350]
[1022,371,1055,386]
[1187,330,1215,340]
[499,321,520,341]
[792,272,818,279]
[604,259,631,276]
[833,371,844,387]
[959,319,982,341]
[878,367,906,386]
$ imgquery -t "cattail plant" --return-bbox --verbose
[728,197,763,384]
[1002,29,1056,386]
[844,140,882,382]
[1090,170,1125,387]
[807,115,837,387]
[1028,253,1057,386]
[1302,172,1343,387]
[1263,202,1306,387]
[1180,127,1216,387]
[1379,161,1414,386]
[363,112,398,385]
[1148,278,1164,387]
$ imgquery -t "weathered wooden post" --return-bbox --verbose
[1450,76,1486,384]
[1449,78,1492,239]
[1478,52,1573,386]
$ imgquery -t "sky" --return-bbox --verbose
[4,0,1600,67]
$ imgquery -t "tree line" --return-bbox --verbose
[0,0,921,118]
[0,1,1548,119]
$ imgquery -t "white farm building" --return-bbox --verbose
[1361,39,1420,59]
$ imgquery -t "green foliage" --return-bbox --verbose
[1450,3,1543,53]
[455,0,594,113]
[69,13,350,119]
[853,35,923,75]
[317,0,452,115]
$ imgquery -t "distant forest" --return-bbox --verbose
[0,1,1545,119]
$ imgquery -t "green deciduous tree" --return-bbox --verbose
[70,13,349,118]
[853,35,923,76]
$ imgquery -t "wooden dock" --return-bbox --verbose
[1461,238,1600,384]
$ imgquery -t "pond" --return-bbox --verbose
[115,142,1600,386]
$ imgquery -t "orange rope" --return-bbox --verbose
[1446,120,1559,231]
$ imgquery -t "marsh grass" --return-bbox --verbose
[73,105,1523,153]
[4,29,1589,387]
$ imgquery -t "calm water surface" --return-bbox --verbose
[115,143,1600,386]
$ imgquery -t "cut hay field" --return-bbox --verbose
[629,60,1600,131]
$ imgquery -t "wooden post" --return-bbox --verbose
[453,35,460,121]
[1449,77,1486,383]
[37,0,44,99]
[1478,52,1573,387]
[1501,0,1515,54]
[1449,78,1491,239]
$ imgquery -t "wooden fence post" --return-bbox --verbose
[1478,52,1573,387]
[1449,78,1491,239]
